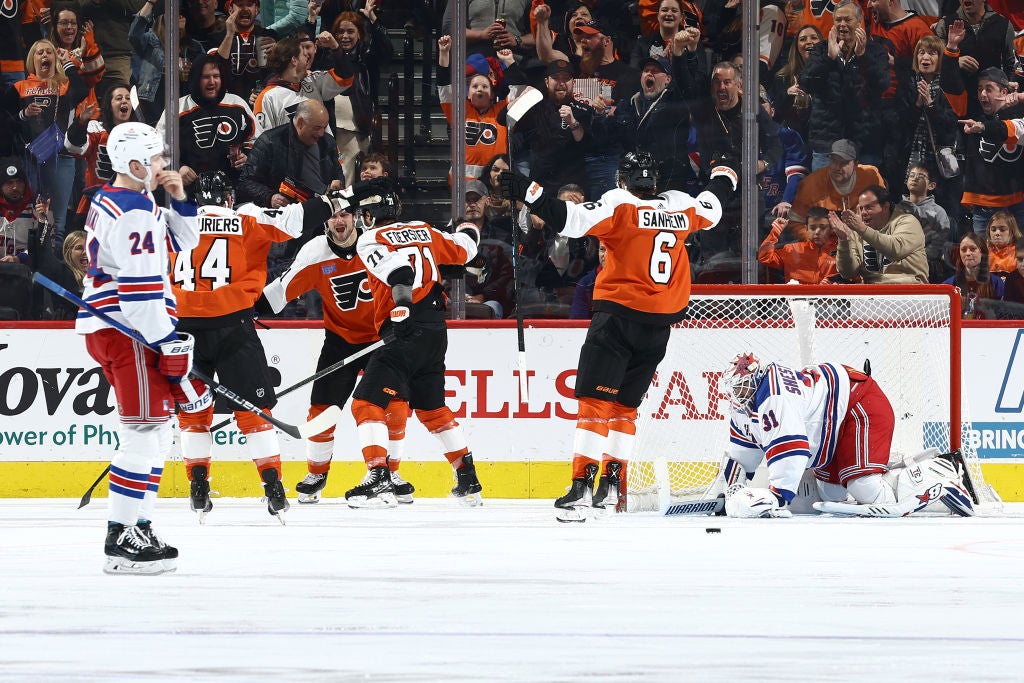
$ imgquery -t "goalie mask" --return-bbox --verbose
[617,150,658,192]
[724,352,764,409]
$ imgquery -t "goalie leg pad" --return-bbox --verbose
[845,473,896,505]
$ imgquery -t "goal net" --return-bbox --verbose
[626,285,1001,513]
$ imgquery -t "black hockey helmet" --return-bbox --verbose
[359,179,402,222]
[194,171,232,207]
[617,150,658,191]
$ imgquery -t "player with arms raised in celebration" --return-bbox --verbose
[720,352,975,518]
[77,122,200,573]
[169,171,342,523]
[352,180,484,507]
[262,201,415,506]
[502,151,737,522]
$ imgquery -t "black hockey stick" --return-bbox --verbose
[208,339,384,432]
[34,273,344,439]
[78,465,111,509]
[504,88,543,402]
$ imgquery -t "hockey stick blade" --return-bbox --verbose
[78,465,111,508]
[33,273,319,442]
[663,498,725,516]
[506,87,543,132]
[295,404,343,439]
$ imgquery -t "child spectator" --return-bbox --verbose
[987,210,1021,277]
[1002,238,1024,314]
[944,232,1004,320]
[899,162,952,283]
[758,206,838,284]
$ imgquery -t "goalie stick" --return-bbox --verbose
[76,339,386,508]
[34,272,343,439]
[663,497,726,516]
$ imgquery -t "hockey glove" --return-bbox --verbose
[455,221,481,245]
[705,164,739,207]
[158,332,196,383]
[498,171,537,203]
[723,484,792,518]
[170,377,214,414]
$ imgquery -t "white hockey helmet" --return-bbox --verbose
[106,122,165,187]
[724,352,764,408]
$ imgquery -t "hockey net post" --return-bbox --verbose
[625,285,1002,515]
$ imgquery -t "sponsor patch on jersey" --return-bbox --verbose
[321,264,336,275]
[637,208,689,231]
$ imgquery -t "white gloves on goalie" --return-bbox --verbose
[724,484,792,518]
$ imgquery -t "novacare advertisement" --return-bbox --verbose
[0,325,1020,463]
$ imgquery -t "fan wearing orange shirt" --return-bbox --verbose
[759,207,840,283]
[501,150,737,522]
[261,204,414,506]
[169,172,335,523]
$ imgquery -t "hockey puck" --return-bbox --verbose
[705,527,721,534]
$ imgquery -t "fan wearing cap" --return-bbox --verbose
[787,138,886,229]
[949,61,1024,234]
[436,35,526,182]
[550,17,640,104]
[0,158,36,264]
[935,4,1017,120]
[608,53,695,192]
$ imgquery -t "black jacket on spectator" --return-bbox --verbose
[798,40,891,156]
[27,222,80,320]
[934,7,1017,119]
[236,121,344,207]
[690,95,781,185]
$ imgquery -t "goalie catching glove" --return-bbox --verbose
[724,484,792,518]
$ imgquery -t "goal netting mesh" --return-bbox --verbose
[626,285,1001,513]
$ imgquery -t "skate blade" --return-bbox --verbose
[453,492,483,508]
[591,504,615,519]
[196,509,209,525]
[555,506,589,523]
[297,492,322,504]
[103,557,173,575]
[346,493,398,509]
[396,494,414,504]
[270,509,288,525]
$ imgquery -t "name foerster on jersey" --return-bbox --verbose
[637,208,689,231]
[383,227,431,245]
[331,271,372,310]
[199,216,243,234]
[191,116,241,149]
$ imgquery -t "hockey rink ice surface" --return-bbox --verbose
[3,498,1024,682]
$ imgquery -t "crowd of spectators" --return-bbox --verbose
[1,0,1024,322]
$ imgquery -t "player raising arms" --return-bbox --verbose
[261,201,415,506]
[351,179,485,507]
[720,353,975,518]
[77,122,200,573]
[502,151,737,522]
[169,171,343,523]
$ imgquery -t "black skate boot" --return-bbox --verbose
[137,521,179,572]
[189,465,213,524]
[261,468,289,524]
[295,472,328,504]
[345,465,397,508]
[451,454,483,507]
[391,470,415,504]
[555,463,598,523]
[593,460,623,516]
[103,523,171,575]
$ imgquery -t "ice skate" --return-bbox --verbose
[450,454,483,507]
[136,521,179,572]
[555,463,597,523]
[189,465,213,524]
[103,523,173,575]
[592,461,623,517]
[345,465,398,508]
[261,468,289,524]
[296,472,328,504]
[391,470,415,504]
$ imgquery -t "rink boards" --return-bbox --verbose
[0,321,1021,500]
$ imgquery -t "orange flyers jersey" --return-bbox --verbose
[555,186,723,323]
[171,203,307,319]
[989,242,1016,276]
[356,220,478,330]
[263,234,379,345]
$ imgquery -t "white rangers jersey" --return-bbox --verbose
[728,362,851,501]
[75,185,200,345]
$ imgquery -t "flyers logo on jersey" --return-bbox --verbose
[465,121,498,146]
[330,271,372,311]
[809,0,836,18]
[191,116,240,149]
[637,208,689,231]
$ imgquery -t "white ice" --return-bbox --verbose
[2,498,1024,682]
